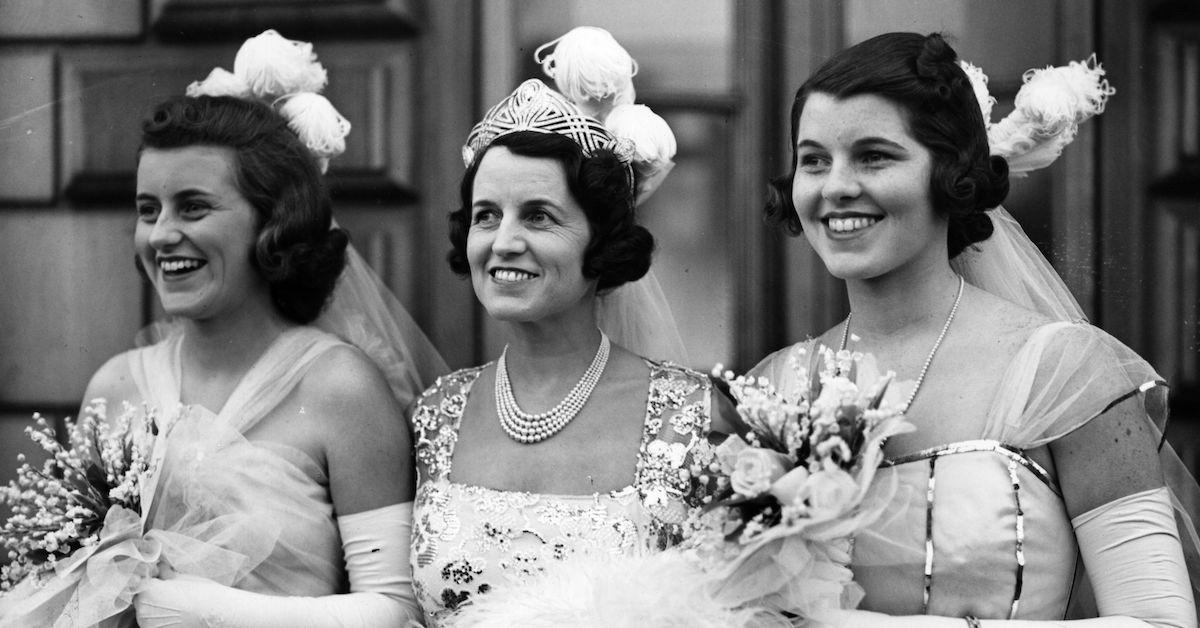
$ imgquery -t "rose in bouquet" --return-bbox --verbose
[0,399,161,627]
[688,346,914,617]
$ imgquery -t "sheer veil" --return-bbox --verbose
[950,206,1086,324]
[596,270,689,364]
[314,243,447,408]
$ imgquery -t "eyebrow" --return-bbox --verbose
[796,137,910,152]
[134,188,212,202]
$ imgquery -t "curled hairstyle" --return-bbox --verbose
[448,131,654,292]
[140,95,348,323]
[765,32,1008,258]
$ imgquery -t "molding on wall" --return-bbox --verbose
[150,0,420,41]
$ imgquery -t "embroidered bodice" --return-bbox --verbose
[409,360,720,626]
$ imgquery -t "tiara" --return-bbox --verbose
[463,27,676,206]
[959,55,1113,175]
[186,30,351,174]
[462,79,634,169]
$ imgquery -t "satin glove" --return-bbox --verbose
[132,502,422,628]
[134,574,230,628]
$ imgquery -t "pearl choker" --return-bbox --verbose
[496,332,611,444]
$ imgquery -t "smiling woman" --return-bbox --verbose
[0,30,447,628]
[752,31,1199,626]
[406,29,739,626]
[135,145,268,324]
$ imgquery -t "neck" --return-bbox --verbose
[502,312,603,381]
[844,258,961,339]
[178,301,292,376]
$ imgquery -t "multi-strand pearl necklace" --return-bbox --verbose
[496,332,611,444]
[840,275,964,412]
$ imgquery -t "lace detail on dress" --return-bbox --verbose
[408,360,720,626]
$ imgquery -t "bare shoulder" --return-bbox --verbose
[82,350,142,409]
[294,344,399,421]
[959,285,1055,350]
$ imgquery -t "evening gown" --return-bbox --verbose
[751,320,1192,619]
[408,360,720,626]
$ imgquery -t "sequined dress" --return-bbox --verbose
[409,360,719,626]
[751,321,1185,620]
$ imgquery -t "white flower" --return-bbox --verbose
[768,466,810,507]
[804,468,859,519]
[730,447,790,498]
[234,29,327,99]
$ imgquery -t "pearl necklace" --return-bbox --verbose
[496,332,611,444]
[840,275,964,412]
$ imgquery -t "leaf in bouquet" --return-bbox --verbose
[866,372,894,410]
[808,356,823,400]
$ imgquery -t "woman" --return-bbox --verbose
[407,75,736,625]
[753,33,1198,625]
[74,31,441,627]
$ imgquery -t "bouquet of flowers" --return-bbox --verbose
[451,347,912,626]
[0,400,161,627]
[687,346,913,617]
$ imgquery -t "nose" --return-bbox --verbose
[147,210,184,250]
[821,160,861,203]
[491,214,526,256]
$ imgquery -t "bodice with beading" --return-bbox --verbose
[408,360,720,626]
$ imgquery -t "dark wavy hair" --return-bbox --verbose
[448,131,653,292]
[765,32,1008,258]
[139,95,348,324]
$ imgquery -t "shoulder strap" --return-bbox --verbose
[411,366,486,484]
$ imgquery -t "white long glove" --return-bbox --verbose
[134,502,422,627]
[807,488,1195,628]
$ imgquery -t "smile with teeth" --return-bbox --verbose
[491,268,537,283]
[826,216,880,233]
[159,258,206,274]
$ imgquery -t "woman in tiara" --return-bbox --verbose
[752,32,1198,625]
[65,31,442,626]
[407,28,736,626]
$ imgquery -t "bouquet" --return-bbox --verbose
[0,400,161,627]
[452,347,912,626]
[688,346,913,617]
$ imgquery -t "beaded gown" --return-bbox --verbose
[408,360,720,626]
[751,321,1196,620]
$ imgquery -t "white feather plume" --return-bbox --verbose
[987,54,1114,174]
[233,29,328,100]
[277,93,351,174]
[536,26,637,121]
[958,60,996,124]
[185,67,251,99]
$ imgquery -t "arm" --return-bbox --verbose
[134,346,423,626]
[812,397,1195,628]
